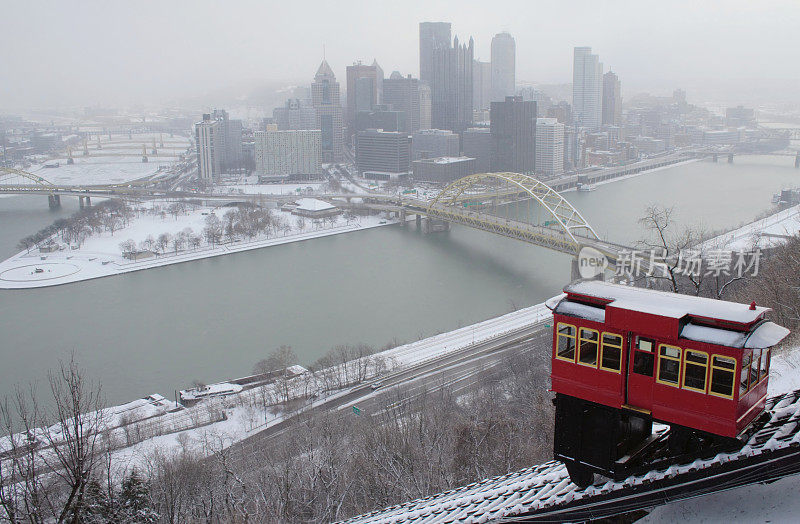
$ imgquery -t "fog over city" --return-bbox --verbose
[3,2,800,523]
[1,0,799,110]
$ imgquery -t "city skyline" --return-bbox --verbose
[2,0,799,110]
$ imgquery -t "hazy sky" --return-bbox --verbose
[1,0,799,110]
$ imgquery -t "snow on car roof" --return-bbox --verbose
[564,281,769,324]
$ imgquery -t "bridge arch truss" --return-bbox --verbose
[0,167,56,189]
[425,172,600,253]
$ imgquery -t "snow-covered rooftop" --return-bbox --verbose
[295,198,336,211]
[564,281,769,324]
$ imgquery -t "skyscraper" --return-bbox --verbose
[195,114,221,182]
[430,34,474,133]
[491,32,516,102]
[602,71,622,126]
[419,22,451,85]
[195,109,243,180]
[383,72,421,133]
[356,129,410,180]
[490,96,537,173]
[346,61,383,137]
[273,98,317,131]
[473,60,492,111]
[573,47,603,130]
[311,60,344,162]
[535,118,565,176]
[419,84,432,130]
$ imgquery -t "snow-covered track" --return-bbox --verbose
[339,389,800,523]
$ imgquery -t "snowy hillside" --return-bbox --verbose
[641,345,800,522]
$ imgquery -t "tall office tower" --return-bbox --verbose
[602,71,622,127]
[431,34,474,133]
[462,127,492,172]
[573,47,603,130]
[490,96,537,173]
[473,60,492,111]
[383,72,421,133]
[535,118,565,176]
[205,109,243,173]
[346,61,382,137]
[372,59,384,104]
[254,129,321,177]
[273,98,317,130]
[195,114,222,182]
[419,22,452,85]
[419,84,432,129]
[311,60,344,162]
[490,32,516,102]
[356,129,411,180]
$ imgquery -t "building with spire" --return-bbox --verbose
[311,60,344,162]
[429,33,474,133]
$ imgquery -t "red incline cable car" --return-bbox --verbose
[547,281,790,487]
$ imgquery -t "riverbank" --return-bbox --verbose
[560,158,701,193]
[699,201,800,250]
[0,214,398,289]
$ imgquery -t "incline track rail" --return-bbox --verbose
[339,389,800,524]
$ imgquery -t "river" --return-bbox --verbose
[0,154,798,405]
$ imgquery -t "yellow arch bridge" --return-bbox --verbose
[396,172,631,269]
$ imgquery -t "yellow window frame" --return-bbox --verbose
[599,332,623,373]
[759,349,770,382]
[709,355,737,400]
[656,344,682,387]
[681,349,709,393]
[577,328,600,368]
[555,322,577,363]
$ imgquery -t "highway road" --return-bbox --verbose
[227,320,553,458]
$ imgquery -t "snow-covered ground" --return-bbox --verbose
[0,201,398,289]
[64,301,552,472]
[700,202,800,251]
[18,132,192,186]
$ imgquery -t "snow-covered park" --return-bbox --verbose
[0,198,397,289]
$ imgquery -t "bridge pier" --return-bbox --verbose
[48,194,61,210]
[795,152,799,168]
[399,209,407,227]
[728,153,734,164]
[416,214,422,230]
[712,154,718,162]
[421,217,450,234]
[78,196,92,209]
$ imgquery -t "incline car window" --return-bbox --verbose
[557,324,576,361]
[658,345,681,386]
[578,328,599,366]
[760,349,770,381]
[633,337,655,377]
[683,350,708,392]
[740,353,752,394]
[710,355,736,398]
[600,333,622,372]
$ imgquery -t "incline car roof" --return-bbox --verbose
[563,280,769,324]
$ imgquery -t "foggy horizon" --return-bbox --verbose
[2,0,799,112]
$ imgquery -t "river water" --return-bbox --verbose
[0,154,798,404]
